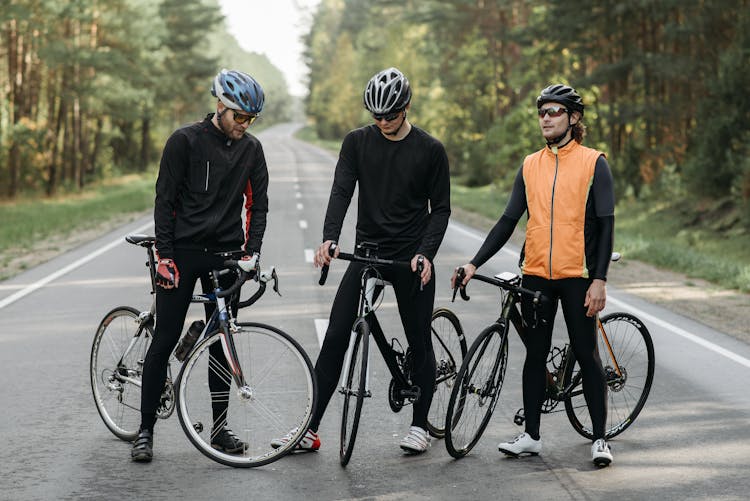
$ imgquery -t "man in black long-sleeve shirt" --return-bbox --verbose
[273,68,450,455]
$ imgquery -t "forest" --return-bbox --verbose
[2,0,749,232]
[0,0,293,198]
[304,0,750,225]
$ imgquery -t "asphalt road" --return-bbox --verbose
[1,123,749,501]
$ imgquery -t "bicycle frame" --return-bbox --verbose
[115,236,267,394]
[458,270,625,401]
[339,270,415,400]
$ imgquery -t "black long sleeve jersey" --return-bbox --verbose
[154,114,269,259]
[322,124,451,261]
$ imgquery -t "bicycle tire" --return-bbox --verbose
[444,321,509,458]
[563,312,655,440]
[90,306,153,441]
[176,322,316,468]
[340,319,369,467]
[427,308,467,438]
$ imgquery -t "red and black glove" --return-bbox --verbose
[156,258,180,289]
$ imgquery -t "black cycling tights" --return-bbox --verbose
[310,261,436,431]
[520,275,607,441]
[140,249,235,432]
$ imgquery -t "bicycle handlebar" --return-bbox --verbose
[452,267,543,305]
[217,257,281,309]
[319,243,413,286]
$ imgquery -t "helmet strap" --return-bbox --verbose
[384,110,407,137]
[214,107,232,138]
[546,115,576,147]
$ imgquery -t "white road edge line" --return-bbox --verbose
[0,221,154,310]
[449,221,750,370]
[314,318,328,347]
[608,296,750,369]
[304,249,314,263]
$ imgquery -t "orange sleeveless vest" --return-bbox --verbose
[521,141,605,279]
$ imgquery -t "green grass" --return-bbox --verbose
[0,173,155,272]
[451,184,750,292]
[614,199,750,291]
[451,184,513,221]
[294,125,342,154]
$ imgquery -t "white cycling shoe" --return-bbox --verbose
[498,432,542,457]
[399,426,430,454]
[591,438,613,467]
[270,427,321,452]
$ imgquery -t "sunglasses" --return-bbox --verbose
[372,110,401,122]
[232,110,258,125]
[537,105,568,118]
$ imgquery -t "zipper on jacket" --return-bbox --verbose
[205,161,210,191]
[549,146,559,279]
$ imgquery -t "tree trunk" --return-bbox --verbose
[6,19,19,197]
[44,73,63,196]
[140,116,151,170]
[89,117,104,178]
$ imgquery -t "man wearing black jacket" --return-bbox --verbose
[272,67,451,455]
[131,69,269,462]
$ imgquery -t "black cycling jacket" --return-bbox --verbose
[154,114,269,258]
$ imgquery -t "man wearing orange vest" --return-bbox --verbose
[452,84,615,467]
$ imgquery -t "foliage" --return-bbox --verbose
[0,172,155,277]
[302,0,750,221]
[0,0,295,199]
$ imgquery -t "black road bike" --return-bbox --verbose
[319,242,467,466]
[444,263,654,458]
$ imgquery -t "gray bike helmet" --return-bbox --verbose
[211,69,264,114]
[537,84,584,116]
[363,67,411,115]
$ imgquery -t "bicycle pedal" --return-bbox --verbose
[513,408,525,426]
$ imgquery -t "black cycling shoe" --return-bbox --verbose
[131,429,154,462]
[211,427,247,454]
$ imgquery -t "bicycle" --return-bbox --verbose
[443,260,655,459]
[318,242,467,466]
[90,234,317,467]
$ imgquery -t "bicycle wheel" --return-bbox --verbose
[340,319,369,467]
[564,312,655,440]
[176,322,316,468]
[90,306,152,441]
[427,308,467,438]
[445,321,509,458]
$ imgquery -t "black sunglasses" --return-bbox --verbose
[537,105,568,118]
[372,110,401,122]
[232,110,258,125]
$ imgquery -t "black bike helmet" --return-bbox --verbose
[363,67,412,115]
[211,69,264,114]
[536,84,584,116]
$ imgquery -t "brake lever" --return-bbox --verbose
[271,268,281,296]
[417,255,425,292]
[319,242,337,286]
[452,267,471,302]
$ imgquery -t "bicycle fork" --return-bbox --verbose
[339,275,383,398]
[214,294,253,400]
